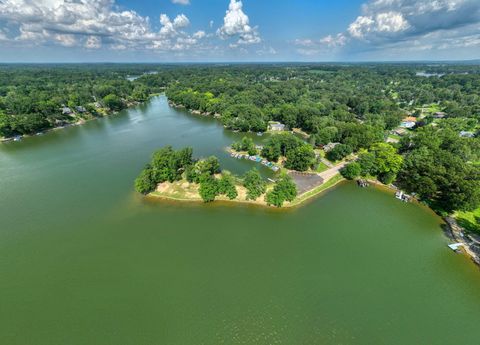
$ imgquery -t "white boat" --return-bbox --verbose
[395,191,410,202]
[448,243,464,251]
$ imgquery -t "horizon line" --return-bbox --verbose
[0,59,479,65]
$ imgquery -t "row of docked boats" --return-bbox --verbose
[230,152,280,172]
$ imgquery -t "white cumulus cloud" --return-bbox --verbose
[348,11,410,39]
[217,0,261,46]
[0,0,206,53]
[295,0,480,57]
[85,36,101,49]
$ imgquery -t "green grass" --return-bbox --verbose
[390,91,399,100]
[418,103,441,114]
[316,161,329,173]
[314,149,326,158]
[456,208,480,234]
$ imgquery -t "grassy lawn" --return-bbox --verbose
[387,134,401,143]
[389,134,401,140]
[314,149,326,158]
[292,128,310,138]
[456,208,480,234]
[316,161,329,173]
[418,103,441,114]
[390,91,399,100]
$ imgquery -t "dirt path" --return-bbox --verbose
[318,161,348,181]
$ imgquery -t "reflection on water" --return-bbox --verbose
[1,96,480,345]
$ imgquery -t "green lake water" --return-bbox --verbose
[1,96,479,345]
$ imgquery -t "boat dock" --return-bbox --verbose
[230,152,280,172]
[395,191,411,202]
[448,243,465,251]
[357,179,369,188]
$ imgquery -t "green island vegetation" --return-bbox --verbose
[135,146,297,208]
[231,136,257,156]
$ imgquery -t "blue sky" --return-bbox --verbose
[0,0,479,62]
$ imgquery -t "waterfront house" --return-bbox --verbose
[460,131,475,138]
[323,142,340,152]
[62,107,72,115]
[75,106,87,113]
[268,122,286,131]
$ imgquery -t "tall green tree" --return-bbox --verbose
[134,166,156,195]
[103,94,124,111]
[340,162,362,180]
[199,177,219,203]
[218,172,238,200]
[285,145,315,172]
[243,168,267,200]
[369,143,403,184]
[265,174,297,207]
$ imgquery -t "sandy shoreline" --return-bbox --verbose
[444,217,480,267]
[148,172,345,210]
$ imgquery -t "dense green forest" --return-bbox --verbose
[0,64,159,137]
[160,64,479,214]
[2,63,480,215]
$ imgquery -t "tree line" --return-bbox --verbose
[0,65,155,137]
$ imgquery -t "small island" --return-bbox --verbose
[134,145,302,207]
[135,135,344,208]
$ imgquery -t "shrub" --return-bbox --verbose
[199,177,219,203]
[340,162,362,180]
[134,166,156,194]
[265,174,297,207]
[326,144,353,161]
[218,173,238,200]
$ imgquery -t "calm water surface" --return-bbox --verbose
[1,96,479,345]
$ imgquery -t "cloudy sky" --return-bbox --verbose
[0,0,479,62]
